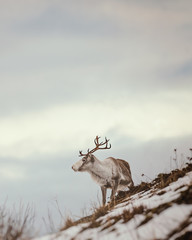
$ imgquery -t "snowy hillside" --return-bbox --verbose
[36,163,192,240]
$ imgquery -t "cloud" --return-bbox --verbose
[0,166,25,180]
[0,96,192,159]
[1,33,192,117]
[1,0,192,118]
[168,60,192,78]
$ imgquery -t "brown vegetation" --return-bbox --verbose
[0,203,34,240]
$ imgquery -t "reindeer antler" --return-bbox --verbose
[79,136,111,157]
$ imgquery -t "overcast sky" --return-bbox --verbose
[0,0,192,235]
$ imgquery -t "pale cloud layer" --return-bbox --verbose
[0,98,192,158]
[0,0,192,235]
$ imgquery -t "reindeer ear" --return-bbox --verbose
[90,154,95,163]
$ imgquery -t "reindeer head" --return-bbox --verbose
[72,136,111,172]
[72,153,95,172]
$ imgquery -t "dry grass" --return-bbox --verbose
[80,204,145,233]
[0,203,35,240]
[61,216,75,230]
[116,162,192,205]
[61,198,118,232]
[61,203,113,232]
[100,205,145,232]
[154,162,192,189]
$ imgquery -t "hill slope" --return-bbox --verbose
[36,164,192,240]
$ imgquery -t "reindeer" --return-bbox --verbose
[72,136,134,205]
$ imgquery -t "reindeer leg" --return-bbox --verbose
[101,186,107,205]
[110,180,118,203]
